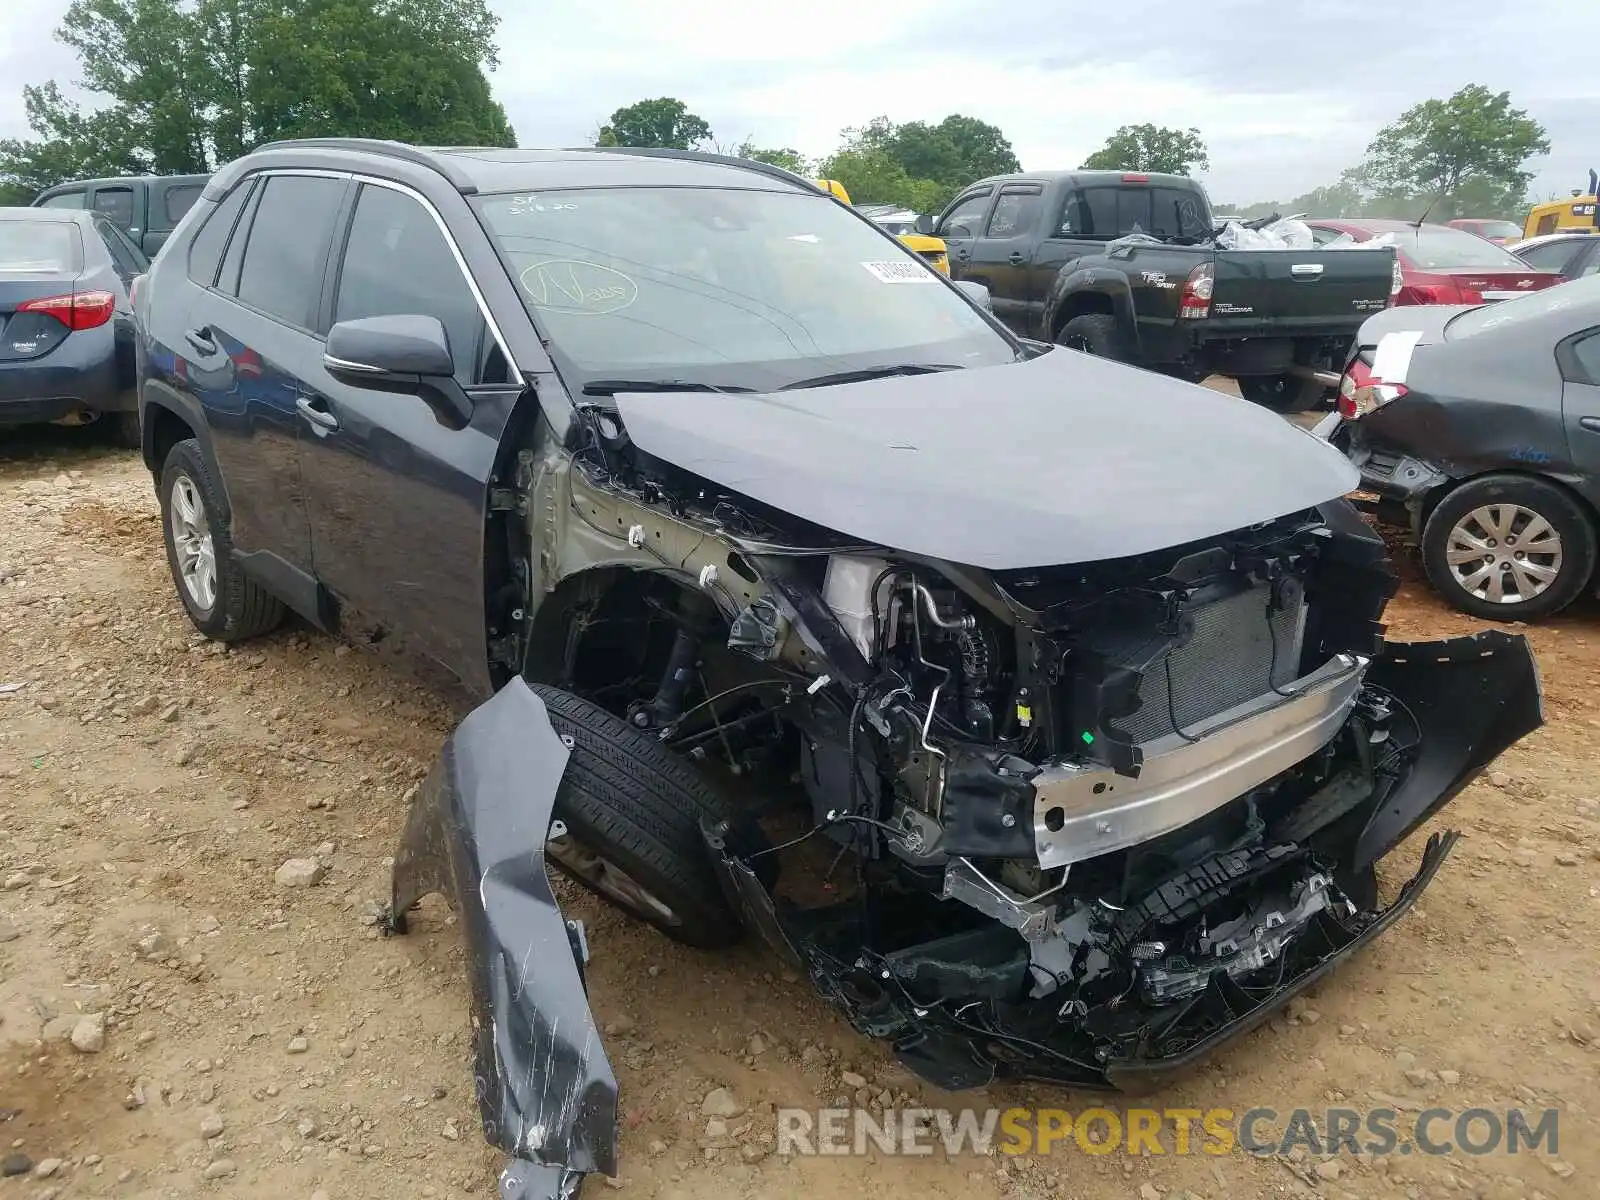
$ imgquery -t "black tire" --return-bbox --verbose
[1057,313,1132,362]
[114,410,142,449]
[1237,374,1328,414]
[531,683,740,949]
[1420,474,1597,620]
[158,438,285,640]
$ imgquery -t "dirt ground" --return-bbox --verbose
[1,422,1596,1200]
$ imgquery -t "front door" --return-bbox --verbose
[962,184,1045,335]
[295,179,523,696]
[936,188,995,282]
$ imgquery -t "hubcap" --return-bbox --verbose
[169,474,217,612]
[546,822,679,926]
[1445,503,1563,605]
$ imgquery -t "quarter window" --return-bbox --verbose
[39,191,87,210]
[235,175,346,328]
[187,180,254,288]
[333,184,493,384]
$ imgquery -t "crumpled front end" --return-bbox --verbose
[702,626,1540,1091]
[389,680,617,1200]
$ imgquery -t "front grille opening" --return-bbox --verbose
[1117,581,1308,744]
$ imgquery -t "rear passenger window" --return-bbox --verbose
[187,180,253,288]
[236,175,346,328]
[333,183,494,384]
[94,218,144,275]
[985,189,1042,237]
[164,184,203,225]
[92,187,135,230]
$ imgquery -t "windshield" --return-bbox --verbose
[0,220,81,272]
[1364,226,1530,269]
[1446,274,1600,338]
[473,187,1014,390]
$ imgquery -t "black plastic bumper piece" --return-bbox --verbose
[390,679,618,1200]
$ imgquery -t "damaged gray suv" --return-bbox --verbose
[134,140,1542,1200]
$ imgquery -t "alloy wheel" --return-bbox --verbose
[169,474,217,612]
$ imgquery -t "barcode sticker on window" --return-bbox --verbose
[860,260,934,283]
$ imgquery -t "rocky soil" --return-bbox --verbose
[0,425,1596,1200]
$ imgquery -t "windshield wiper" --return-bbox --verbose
[581,379,756,396]
[779,363,961,391]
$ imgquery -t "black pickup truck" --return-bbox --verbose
[929,170,1400,411]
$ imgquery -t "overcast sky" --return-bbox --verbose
[1,0,1594,205]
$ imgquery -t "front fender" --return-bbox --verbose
[391,678,618,1200]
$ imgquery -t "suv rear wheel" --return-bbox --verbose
[1421,474,1596,619]
[158,439,285,640]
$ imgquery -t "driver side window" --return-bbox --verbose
[333,183,506,385]
[938,191,991,239]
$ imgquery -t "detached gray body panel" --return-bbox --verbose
[616,350,1359,570]
[390,679,615,1200]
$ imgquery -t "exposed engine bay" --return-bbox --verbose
[390,388,1543,1199]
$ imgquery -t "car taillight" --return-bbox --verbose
[1407,282,1483,306]
[1390,259,1404,298]
[18,290,115,331]
[1178,262,1213,319]
[1339,357,1407,418]
[130,273,146,312]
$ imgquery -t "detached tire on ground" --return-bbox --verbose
[1420,473,1597,620]
[1238,373,1328,413]
[1057,313,1131,362]
[531,684,741,949]
[158,438,284,640]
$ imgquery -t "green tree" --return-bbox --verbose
[889,114,1018,186]
[1082,124,1209,175]
[596,97,711,150]
[733,140,809,175]
[0,0,514,200]
[1361,84,1546,218]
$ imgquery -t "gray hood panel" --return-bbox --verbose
[616,350,1358,569]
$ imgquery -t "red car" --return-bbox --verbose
[1446,217,1524,246]
[1307,219,1561,306]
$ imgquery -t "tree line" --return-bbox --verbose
[0,3,1557,229]
[0,0,514,204]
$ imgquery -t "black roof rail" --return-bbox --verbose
[561,145,823,194]
[251,138,479,193]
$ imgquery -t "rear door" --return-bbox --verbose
[962,184,1045,334]
[936,188,995,278]
[295,178,523,693]
[1560,327,1600,481]
[186,172,350,602]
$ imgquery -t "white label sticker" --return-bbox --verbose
[861,260,934,283]
[1371,329,1423,384]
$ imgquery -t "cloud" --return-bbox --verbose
[2,0,1595,203]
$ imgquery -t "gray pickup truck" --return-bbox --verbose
[33,173,210,257]
[932,170,1400,411]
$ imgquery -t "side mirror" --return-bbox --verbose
[954,280,992,311]
[914,214,934,236]
[324,314,471,427]
[326,314,455,379]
